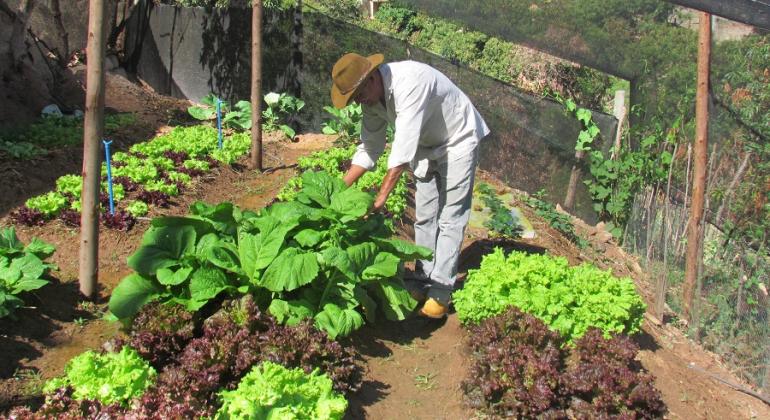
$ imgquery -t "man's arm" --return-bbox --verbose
[343,164,368,186]
[372,163,408,212]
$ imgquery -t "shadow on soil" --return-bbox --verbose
[458,238,547,274]
[344,315,449,419]
[634,330,662,353]
[0,279,92,378]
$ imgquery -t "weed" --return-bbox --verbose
[414,370,437,390]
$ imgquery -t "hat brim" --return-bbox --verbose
[331,53,384,109]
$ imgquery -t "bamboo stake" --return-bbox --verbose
[563,150,583,211]
[656,142,678,320]
[683,12,712,324]
[715,151,751,227]
[79,0,107,299]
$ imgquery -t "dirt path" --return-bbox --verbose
[346,315,471,419]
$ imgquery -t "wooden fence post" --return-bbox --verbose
[683,12,712,324]
[79,0,107,299]
[250,0,263,171]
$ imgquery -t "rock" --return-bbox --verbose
[41,104,63,117]
[110,68,128,79]
[596,229,614,244]
[105,54,120,71]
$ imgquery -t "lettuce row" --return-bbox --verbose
[20,125,250,224]
[453,248,646,342]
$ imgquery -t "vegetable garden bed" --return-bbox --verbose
[2,80,769,419]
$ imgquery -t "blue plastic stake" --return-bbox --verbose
[103,139,115,215]
[216,99,223,149]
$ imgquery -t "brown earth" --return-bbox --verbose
[1,72,769,419]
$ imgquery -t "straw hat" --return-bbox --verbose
[330,53,384,109]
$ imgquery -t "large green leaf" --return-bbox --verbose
[262,201,314,223]
[108,274,161,319]
[294,228,324,248]
[297,170,346,208]
[329,188,372,221]
[156,266,193,286]
[11,278,49,294]
[370,279,417,321]
[151,216,216,239]
[268,298,314,326]
[314,303,364,339]
[354,285,378,323]
[195,233,220,258]
[23,238,56,260]
[371,237,433,260]
[187,105,215,121]
[190,202,239,236]
[320,247,353,280]
[128,226,197,276]
[10,254,45,282]
[189,265,231,302]
[207,244,242,274]
[361,252,399,281]
[0,227,23,254]
[239,214,300,279]
[0,257,21,282]
[261,248,319,292]
[347,242,393,281]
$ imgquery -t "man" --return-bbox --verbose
[331,52,489,318]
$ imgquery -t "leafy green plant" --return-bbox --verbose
[216,361,347,420]
[278,145,408,220]
[43,346,156,406]
[55,174,83,198]
[0,141,43,160]
[526,191,587,248]
[222,100,253,131]
[0,227,56,318]
[321,104,363,145]
[475,183,522,239]
[452,248,646,343]
[463,307,665,418]
[187,93,222,121]
[0,113,135,160]
[188,92,304,138]
[263,92,305,139]
[25,191,68,218]
[108,171,431,339]
[560,97,601,152]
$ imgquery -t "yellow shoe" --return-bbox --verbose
[419,298,448,319]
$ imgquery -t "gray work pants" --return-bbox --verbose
[413,148,478,304]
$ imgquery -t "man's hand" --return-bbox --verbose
[371,194,387,213]
[343,164,368,187]
[369,164,407,215]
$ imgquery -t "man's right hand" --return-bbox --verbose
[343,164,368,186]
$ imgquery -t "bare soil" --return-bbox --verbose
[1,72,769,419]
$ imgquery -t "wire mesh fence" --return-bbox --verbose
[624,158,770,394]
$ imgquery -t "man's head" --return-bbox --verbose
[330,53,384,109]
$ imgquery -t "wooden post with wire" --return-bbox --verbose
[250,0,263,171]
[683,11,712,324]
[79,0,107,299]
